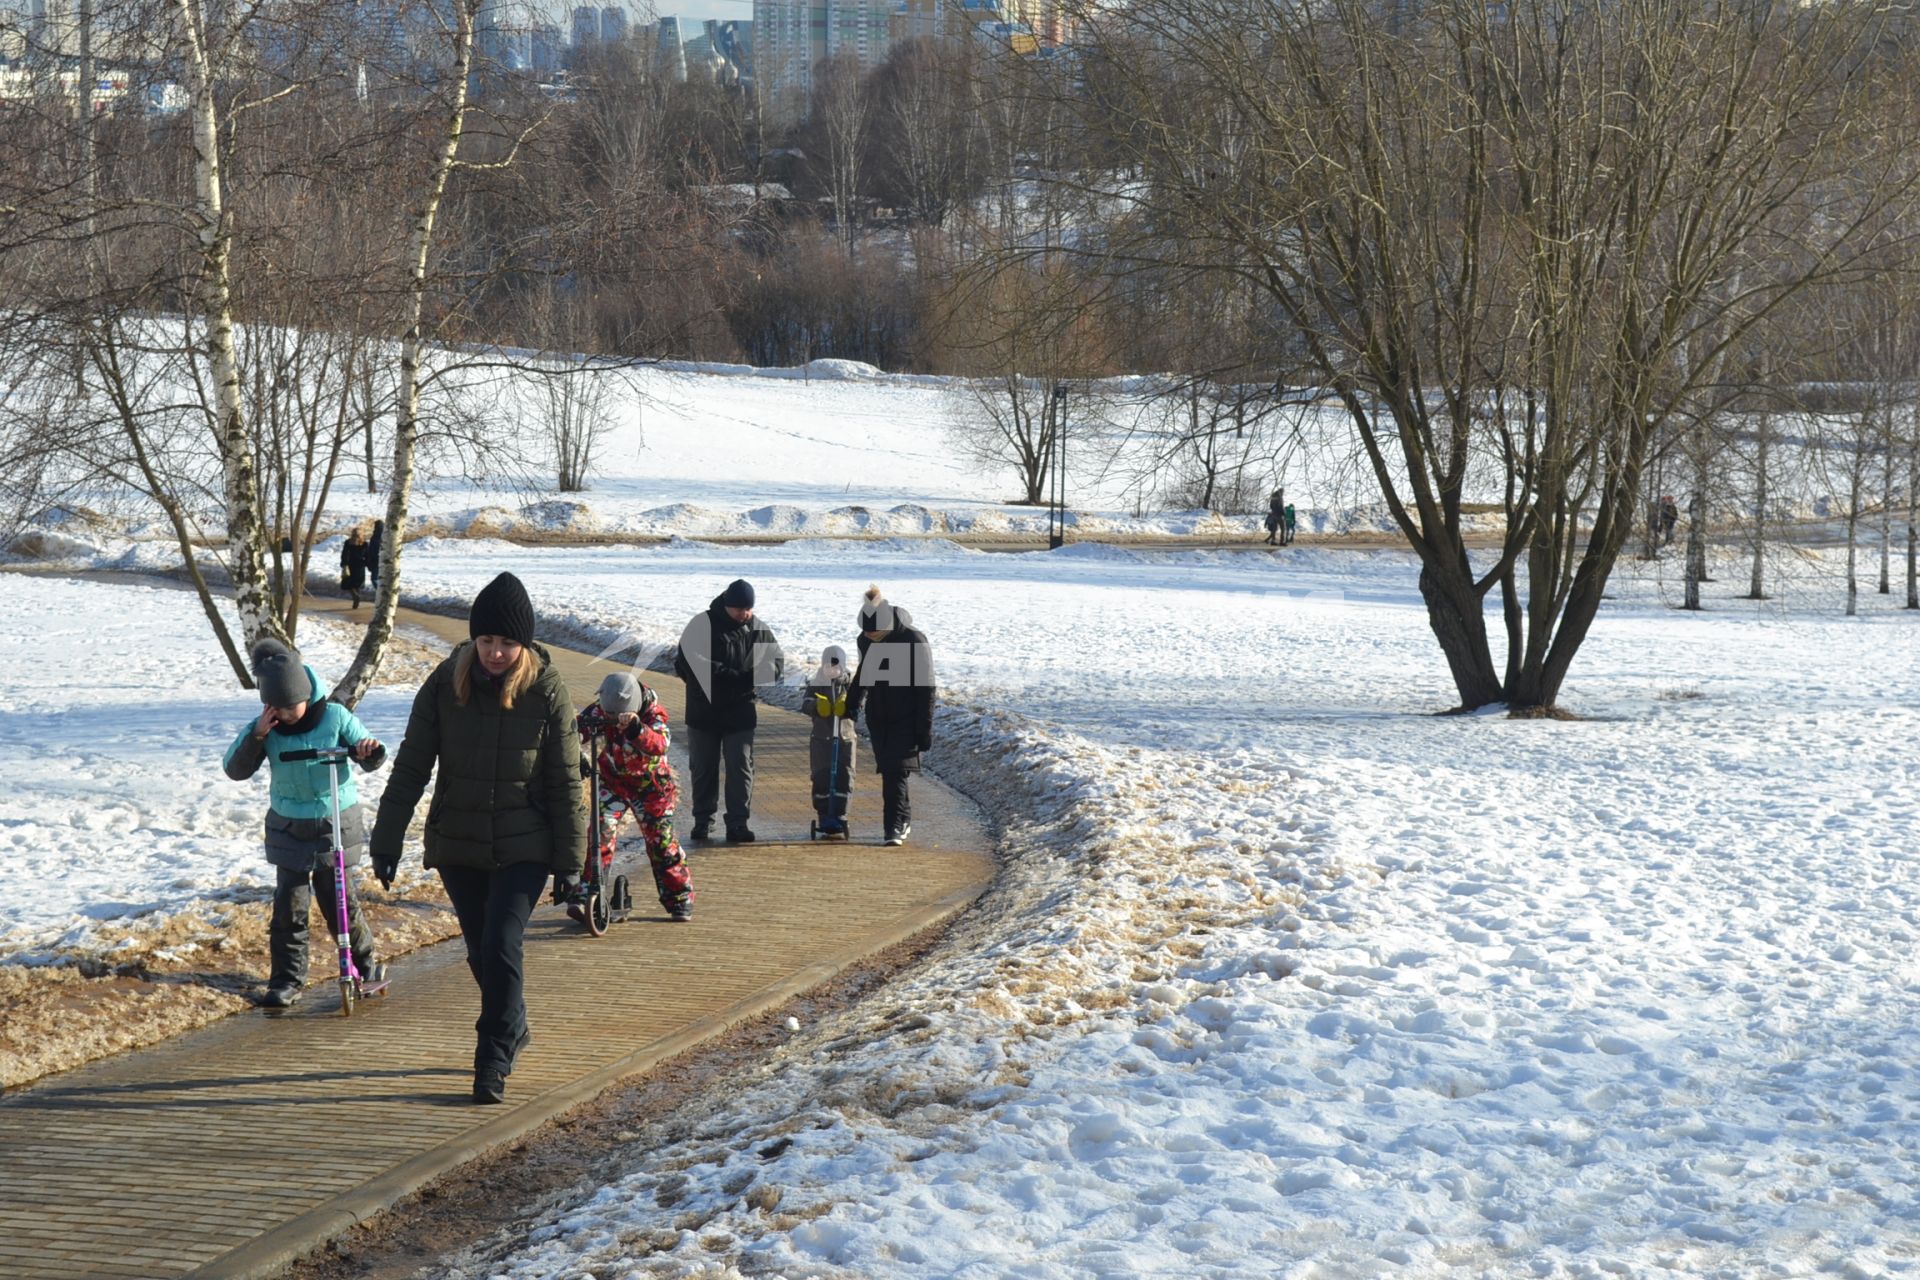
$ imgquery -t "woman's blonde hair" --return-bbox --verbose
[454,642,538,709]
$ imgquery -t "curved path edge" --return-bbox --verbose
[186,884,984,1280]
[0,585,997,1280]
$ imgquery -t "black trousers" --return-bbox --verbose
[438,861,549,1076]
[880,765,912,834]
[686,726,755,828]
[270,863,374,987]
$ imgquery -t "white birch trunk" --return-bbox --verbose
[176,0,285,651]
[336,0,478,706]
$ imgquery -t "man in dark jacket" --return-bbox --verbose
[846,586,935,847]
[673,579,784,842]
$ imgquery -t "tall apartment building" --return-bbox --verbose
[600,5,627,44]
[655,15,686,80]
[890,0,1071,50]
[530,23,562,74]
[570,5,600,50]
[1002,0,1068,45]
[752,0,890,116]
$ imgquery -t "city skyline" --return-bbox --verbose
[547,0,752,29]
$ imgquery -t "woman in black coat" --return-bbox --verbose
[340,527,372,609]
[846,586,935,846]
[369,572,587,1105]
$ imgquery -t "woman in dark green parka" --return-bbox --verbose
[370,572,587,1105]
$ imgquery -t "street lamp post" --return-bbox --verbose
[1047,383,1068,550]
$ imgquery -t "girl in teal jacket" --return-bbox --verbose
[223,638,387,1009]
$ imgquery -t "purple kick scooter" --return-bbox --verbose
[283,744,391,1016]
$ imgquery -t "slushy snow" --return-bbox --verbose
[366,539,1920,1279]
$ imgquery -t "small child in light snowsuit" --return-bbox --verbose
[577,673,693,921]
[222,638,387,1009]
[804,645,857,834]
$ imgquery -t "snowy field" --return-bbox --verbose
[359,540,1919,1280]
[7,346,1920,1277]
[0,536,1862,1276]
[6,524,1918,1274]
[0,577,414,961]
[12,358,1310,545]
[24,353,1806,548]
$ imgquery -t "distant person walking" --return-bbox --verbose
[1283,501,1297,546]
[1659,495,1679,547]
[848,586,936,847]
[370,571,587,1105]
[367,519,384,595]
[673,579,784,843]
[340,527,371,609]
[1264,488,1285,546]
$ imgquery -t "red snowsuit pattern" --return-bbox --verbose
[576,700,692,913]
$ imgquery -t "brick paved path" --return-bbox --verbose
[0,599,993,1280]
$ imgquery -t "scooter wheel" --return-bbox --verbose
[338,977,356,1018]
[586,879,610,936]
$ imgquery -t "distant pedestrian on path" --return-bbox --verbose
[1265,488,1285,546]
[673,579,784,843]
[848,586,936,847]
[370,571,587,1106]
[1658,495,1678,547]
[578,673,693,921]
[222,639,387,1009]
[1283,502,1297,545]
[340,527,372,609]
[367,519,384,594]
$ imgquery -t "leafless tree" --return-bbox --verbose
[1076,0,1916,710]
[866,39,985,231]
[937,261,1116,504]
[815,53,870,250]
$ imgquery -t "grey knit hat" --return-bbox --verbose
[597,672,643,716]
[250,638,313,708]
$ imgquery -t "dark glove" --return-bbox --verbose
[551,874,581,904]
[372,853,398,892]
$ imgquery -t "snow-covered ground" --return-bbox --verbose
[6,342,1919,1273]
[7,546,1919,1276]
[5,331,1879,563]
[0,577,414,961]
[0,356,1578,549]
[368,540,1918,1277]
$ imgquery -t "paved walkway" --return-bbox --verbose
[0,597,994,1280]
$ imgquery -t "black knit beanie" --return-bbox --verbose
[250,637,314,708]
[469,571,536,645]
[721,578,755,610]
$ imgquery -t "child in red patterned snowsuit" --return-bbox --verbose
[578,673,694,921]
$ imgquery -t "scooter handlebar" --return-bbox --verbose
[282,744,385,769]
